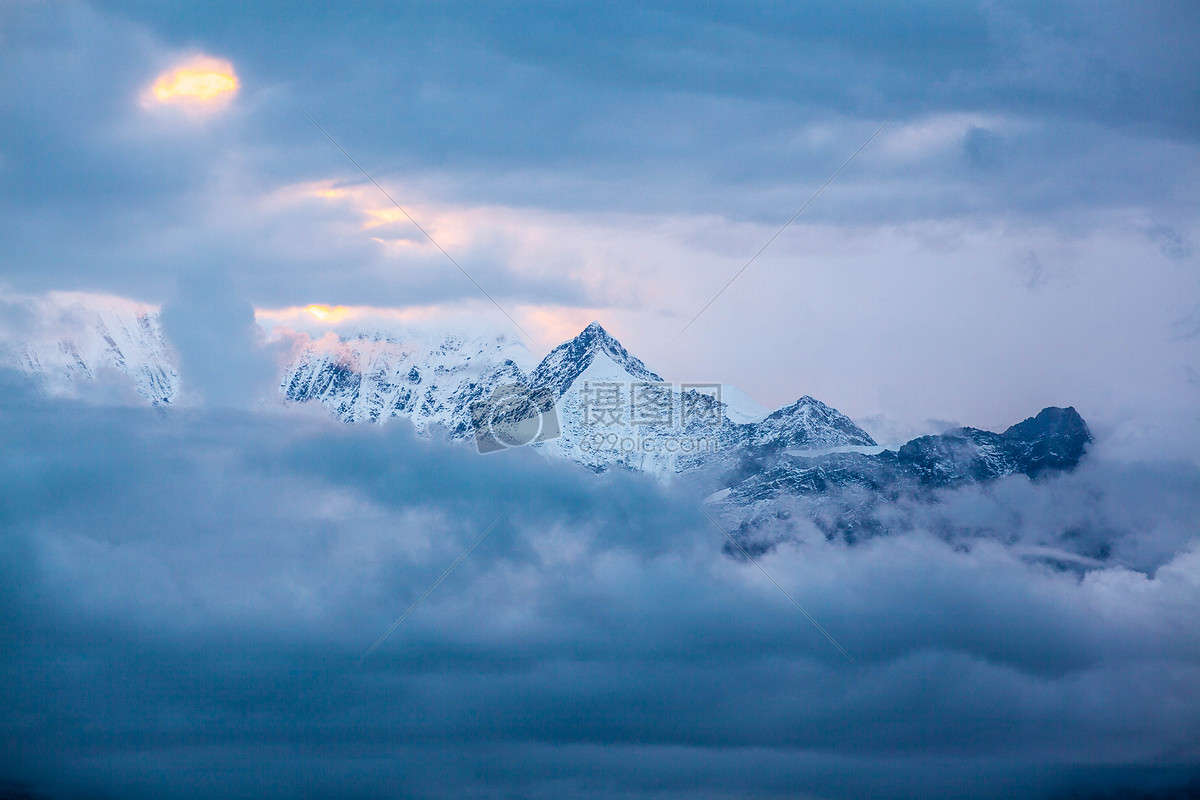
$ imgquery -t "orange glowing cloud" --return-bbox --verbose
[145,56,239,108]
[304,305,351,323]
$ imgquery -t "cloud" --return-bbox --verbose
[4,1,1199,295]
[142,53,239,112]
[1146,223,1196,262]
[158,271,282,407]
[3,3,1199,791]
[1,2,1198,458]
[1,383,1199,798]
[963,124,1005,170]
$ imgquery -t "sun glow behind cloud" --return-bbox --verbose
[145,56,239,108]
[254,304,442,342]
[254,301,622,352]
[303,304,348,322]
[298,180,472,249]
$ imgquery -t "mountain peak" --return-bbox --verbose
[752,393,877,449]
[530,321,662,398]
[1000,406,1092,474]
[574,320,624,349]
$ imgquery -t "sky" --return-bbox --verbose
[1,0,1198,451]
[2,2,1200,798]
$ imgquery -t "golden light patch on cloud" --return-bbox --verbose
[301,180,475,248]
[259,304,434,326]
[254,301,637,359]
[144,56,239,108]
[287,181,350,201]
[361,207,408,229]
[303,304,351,322]
[268,177,723,333]
[370,236,421,249]
[256,301,544,339]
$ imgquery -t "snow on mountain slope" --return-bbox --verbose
[1,292,178,404]
[281,329,534,435]
[281,320,875,476]
[0,299,894,477]
[537,348,686,473]
[530,321,662,396]
[745,396,877,451]
[707,406,1094,548]
[717,384,770,424]
[4,299,1096,551]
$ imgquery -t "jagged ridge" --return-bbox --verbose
[529,321,662,398]
[711,407,1093,546]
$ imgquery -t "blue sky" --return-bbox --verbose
[2,3,1200,798]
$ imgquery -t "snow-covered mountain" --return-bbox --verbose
[708,406,1093,550]
[8,303,1095,554]
[281,323,1094,556]
[1,293,178,404]
[6,302,1090,508]
[281,329,532,436]
[281,320,879,474]
[529,321,662,396]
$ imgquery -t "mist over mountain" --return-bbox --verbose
[278,320,1099,563]
[5,299,1107,567]
[0,293,178,405]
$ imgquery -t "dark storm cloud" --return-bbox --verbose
[1,380,1199,799]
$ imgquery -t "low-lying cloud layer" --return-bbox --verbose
[2,375,1198,799]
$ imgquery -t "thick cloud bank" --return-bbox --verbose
[1,374,1199,800]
